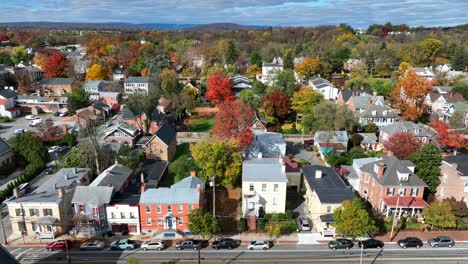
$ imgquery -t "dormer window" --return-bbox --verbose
[403,129,408,132]
[383,111,387,116]
[397,171,409,182]
[414,129,420,134]
[372,111,377,116]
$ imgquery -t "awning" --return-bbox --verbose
[319,214,334,223]
[383,197,429,208]
[37,216,59,225]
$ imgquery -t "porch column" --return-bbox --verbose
[385,206,390,218]
[411,207,415,217]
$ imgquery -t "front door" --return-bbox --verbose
[166,217,173,229]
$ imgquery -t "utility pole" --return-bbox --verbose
[360,241,364,264]
[211,176,216,218]
[65,237,71,264]
[390,183,402,240]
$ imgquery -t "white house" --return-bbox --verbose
[308,77,339,100]
[0,88,20,118]
[256,63,283,85]
[124,77,149,95]
[113,66,125,81]
[106,204,140,234]
[429,92,466,113]
[413,67,436,81]
[358,98,399,127]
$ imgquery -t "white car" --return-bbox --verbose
[247,240,271,250]
[80,240,105,251]
[48,146,60,153]
[141,239,165,251]
[25,115,38,120]
[297,217,311,231]
[29,119,42,127]
[59,111,68,117]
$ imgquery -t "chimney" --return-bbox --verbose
[140,183,146,194]
[377,162,385,177]
[57,186,65,199]
[13,187,20,198]
[196,184,201,193]
[73,168,77,174]
[373,91,377,96]
[257,152,263,159]
[140,173,145,184]
[190,171,196,177]
[315,169,322,179]
[53,183,57,189]
[65,173,69,180]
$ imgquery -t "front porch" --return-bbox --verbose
[382,197,428,218]
[319,214,336,237]
[34,216,60,239]
[242,192,261,217]
[72,214,107,237]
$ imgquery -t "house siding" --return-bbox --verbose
[437,161,468,205]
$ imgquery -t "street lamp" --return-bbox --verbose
[209,176,215,218]
[390,183,403,240]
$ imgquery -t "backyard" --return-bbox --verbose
[184,107,217,132]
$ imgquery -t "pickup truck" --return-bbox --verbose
[175,239,201,250]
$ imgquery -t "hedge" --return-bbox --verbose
[0,163,45,203]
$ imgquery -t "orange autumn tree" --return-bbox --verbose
[205,70,235,105]
[86,64,108,80]
[42,52,67,78]
[390,71,432,121]
[430,119,468,149]
[294,57,320,79]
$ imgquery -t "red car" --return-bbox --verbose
[46,240,71,251]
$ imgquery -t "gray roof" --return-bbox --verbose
[72,186,113,205]
[105,123,139,138]
[443,152,468,176]
[432,86,453,93]
[139,160,168,186]
[147,124,176,146]
[358,133,378,144]
[0,137,12,156]
[339,90,370,103]
[122,107,136,120]
[309,77,331,86]
[314,131,348,144]
[380,121,435,138]
[125,76,148,83]
[6,168,90,204]
[90,164,132,192]
[0,89,18,99]
[349,95,384,110]
[139,176,204,204]
[244,131,286,159]
[360,102,399,119]
[242,158,288,183]
[302,165,355,204]
[16,94,44,101]
[37,78,73,86]
[360,156,427,187]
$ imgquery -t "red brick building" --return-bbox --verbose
[138,173,204,238]
[358,156,428,218]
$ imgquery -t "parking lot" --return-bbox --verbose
[0,114,64,140]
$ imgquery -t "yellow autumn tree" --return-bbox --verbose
[294,57,320,79]
[245,65,260,78]
[85,64,107,80]
[395,61,412,80]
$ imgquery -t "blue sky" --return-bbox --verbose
[1,0,467,27]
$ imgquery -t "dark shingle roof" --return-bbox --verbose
[37,78,73,86]
[340,90,370,103]
[151,124,176,146]
[125,76,148,83]
[138,160,168,186]
[151,109,168,122]
[0,89,18,99]
[0,137,12,156]
[443,152,468,176]
[302,165,355,204]
[122,107,136,120]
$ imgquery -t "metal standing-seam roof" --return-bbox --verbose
[139,188,200,204]
[125,76,148,83]
[72,186,113,205]
[172,175,206,191]
[242,158,288,183]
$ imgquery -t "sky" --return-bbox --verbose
[0,0,467,28]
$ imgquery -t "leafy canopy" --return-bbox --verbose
[333,198,378,238]
[410,143,442,194]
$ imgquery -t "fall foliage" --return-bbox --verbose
[291,89,324,114]
[86,64,108,80]
[42,52,68,78]
[262,91,290,119]
[212,100,254,148]
[205,69,235,104]
[390,71,432,121]
[294,57,320,79]
[430,119,467,149]
[383,132,422,160]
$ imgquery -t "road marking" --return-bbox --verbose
[32,248,45,253]
[15,248,33,259]
[9,248,23,253]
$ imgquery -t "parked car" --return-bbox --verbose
[297,217,311,231]
[14,129,27,135]
[29,119,42,127]
[44,166,55,175]
[175,239,201,250]
[80,240,105,251]
[428,236,455,248]
[247,240,271,250]
[328,239,354,250]
[142,239,165,251]
[25,115,38,120]
[398,237,423,248]
[46,240,71,251]
[59,111,68,117]
[48,146,60,153]
[212,238,236,250]
[110,239,136,250]
[358,239,384,249]
[54,111,61,117]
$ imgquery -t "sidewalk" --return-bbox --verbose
[375,230,468,243]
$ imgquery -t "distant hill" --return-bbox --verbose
[0,21,266,31]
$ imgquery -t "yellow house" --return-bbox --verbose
[302,165,355,237]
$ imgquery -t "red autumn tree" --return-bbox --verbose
[383,132,422,160]
[262,91,290,119]
[212,100,254,148]
[390,71,432,121]
[205,69,235,104]
[430,119,468,149]
[0,34,9,41]
[42,52,67,78]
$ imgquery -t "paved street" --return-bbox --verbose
[0,114,63,140]
[5,243,468,263]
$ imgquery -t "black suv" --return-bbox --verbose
[358,239,384,249]
[328,239,354,250]
[212,238,236,250]
[175,239,201,250]
[398,237,423,248]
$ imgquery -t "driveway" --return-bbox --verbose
[293,148,321,166]
[0,114,58,140]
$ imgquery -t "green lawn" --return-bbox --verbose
[188,116,215,132]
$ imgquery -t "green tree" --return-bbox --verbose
[160,69,179,95]
[424,201,456,229]
[410,144,442,194]
[67,88,90,115]
[10,46,28,65]
[125,93,158,133]
[249,49,262,67]
[282,49,294,70]
[290,89,324,114]
[333,198,378,238]
[9,132,47,167]
[302,101,355,133]
[190,139,242,186]
[452,85,468,100]
[266,222,281,240]
[225,40,239,65]
[60,142,115,175]
[449,110,465,129]
[269,70,298,97]
[188,209,220,239]
[169,155,197,183]
[238,89,262,109]
[252,79,267,96]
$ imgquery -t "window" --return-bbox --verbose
[178,205,183,213]
[157,218,162,226]
[443,174,448,183]
[146,205,151,213]
[327,206,332,214]
[159,148,164,154]
[421,137,427,143]
[273,197,278,205]
[188,205,193,213]
[130,212,135,219]
[15,209,24,216]
[31,222,38,232]
[262,184,266,192]
[178,218,183,225]
[167,205,172,213]
[29,209,39,216]
[146,218,152,225]
[120,212,125,219]
[464,183,468,193]
[398,188,405,196]
[156,205,161,213]
[249,184,254,192]
[43,209,53,216]
[111,212,115,219]
[365,175,369,183]
[17,222,26,232]
[411,188,418,197]
[274,184,278,192]
[386,188,394,196]
[78,204,85,213]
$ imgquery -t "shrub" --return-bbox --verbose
[280,220,298,234]
[257,219,268,230]
[239,218,247,232]
[285,209,294,219]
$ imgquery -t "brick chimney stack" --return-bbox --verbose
[377,162,385,177]
[190,171,196,177]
